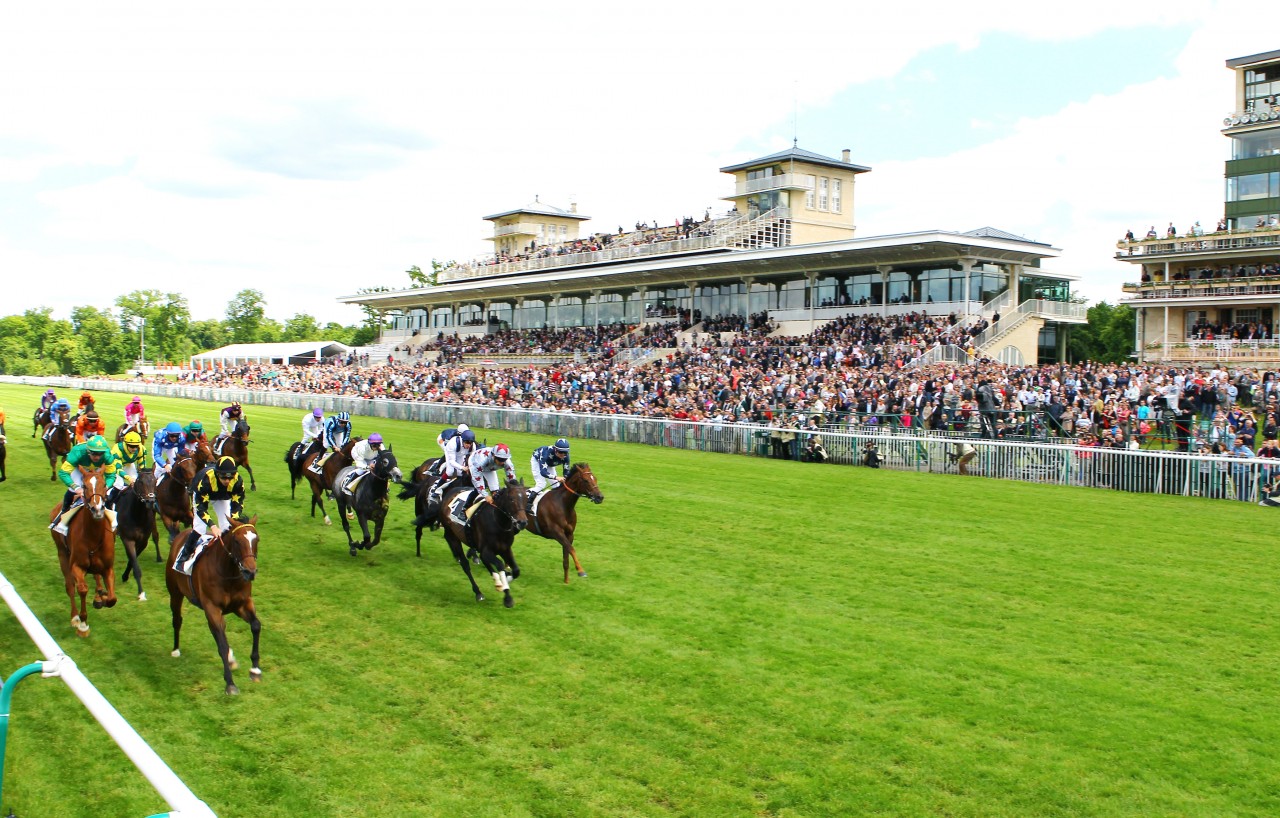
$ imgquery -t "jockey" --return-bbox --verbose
[344,432,384,494]
[436,423,471,450]
[298,408,324,464]
[107,430,147,508]
[51,435,118,534]
[123,396,147,434]
[44,399,71,441]
[529,438,571,493]
[181,420,208,454]
[76,391,95,418]
[454,443,516,525]
[418,428,477,524]
[174,456,246,575]
[153,422,186,481]
[311,412,352,473]
[216,401,245,444]
[40,388,59,411]
[75,409,106,444]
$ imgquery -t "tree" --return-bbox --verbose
[1068,302,1136,363]
[282,313,322,342]
[71,306,128,374]
[188,319,228,354]
[115,290,191,364]
[406,259,453,288]
[225,289,267,344]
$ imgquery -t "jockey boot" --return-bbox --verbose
[173,530,201,574]
[104,508,118,532]
[50,491,75,533]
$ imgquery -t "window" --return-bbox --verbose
[818,177,829,211]
[831,178,842,214]
[804,175,816,209]
[1226,172,1280,201]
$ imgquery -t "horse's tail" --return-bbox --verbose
[397,478,425,501]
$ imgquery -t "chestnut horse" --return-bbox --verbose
[115,419,150,443]
[191,439,214,471]
[155,456,197,542]
[166,518,262,695]
[42,413,75,481]
[298,437,361,526]
[117,469,161,601]
[32,406,50,437]
[216,419,255,491]
[437,478,528,608]
[49,464,117,635]
[526,463,605,584]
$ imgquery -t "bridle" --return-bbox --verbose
[217,522,258,580]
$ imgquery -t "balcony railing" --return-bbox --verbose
[1223,105,1280,128]
[733,173,816,196]
[490,222,541,238]
[1116,224,1280,257]
[1120,275,1280,300]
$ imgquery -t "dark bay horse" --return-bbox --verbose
[116,470,161,601]
[217,420,255,491]
[43,414,74,481]
[438,478,528,608]
[166,518,262,695]
[297,437,361,526]
[50,464,117,635]
[32,406,50,437]
[396,458,447,557]
[527,463,604,584]
[334,449,402,556]
[155,456,197,542]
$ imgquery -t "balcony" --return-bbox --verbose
[1120,274,1280,300]
[1116,224,1280,258]
[1222,105,1280,131]
[732,173,816,197]
[489,222,541,239]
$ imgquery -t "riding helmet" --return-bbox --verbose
[554,438,569,452]
[86,435,110,454]
[123,431,142,446]
[336,412,350,422]
[164,421,183,436]
[312,408,323,418]
[493,443,511,461]
[188,420,203,432]
[368,432,383,445]
[457,423,470,434]
[460,429,476,444]
[215,456,238,477]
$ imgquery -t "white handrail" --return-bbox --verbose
[0,571,218,818]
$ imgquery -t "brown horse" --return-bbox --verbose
[155,456,197,542]
[437,478,528,608]
[116,469,161,601]
[32,406,50,437]
[42,413,75,481]
[217,419,255,491]
[115,419,150,443]
[299,437,360,526]
[527,463,605,584]
[50,464,117,635]
[191,439,215,471]
[166,518,262,695]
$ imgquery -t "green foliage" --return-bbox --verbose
[115,289,191,364]
[1068,301,1136,363]
[2,384,1279,818]
[282,313,322,342]
[225,288,268,344]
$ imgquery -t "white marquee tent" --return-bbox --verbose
[189,341,350,369]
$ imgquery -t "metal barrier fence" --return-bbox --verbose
[3,376,1275,504]
[0,571,217,818]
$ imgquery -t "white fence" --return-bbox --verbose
[0,571,217,818]
[3,375,1275,504]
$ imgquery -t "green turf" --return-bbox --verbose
[1,383,1278,817]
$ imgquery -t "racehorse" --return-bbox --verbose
[116,470,161,601]
[284,438,322,499]
[166,517,262,695]
[115,419,150,443]
[155,456,197,543]
[49,464,116,635]
[333,449,402,556]
[42,414,75,481]
[526,463,604,584]
[297,437,361,526]
[32,406,50,437]
[217,419,255,491]
[437,478,528,608]
[191,439,215,471]
[396,458,447,557]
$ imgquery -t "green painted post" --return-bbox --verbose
[0,662,46,812]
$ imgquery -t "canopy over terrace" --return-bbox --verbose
[189,341,350,369]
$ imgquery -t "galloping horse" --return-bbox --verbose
[396,458,447,556]
[191,439,215,472]
[32,406,49,437]
[42,414,75,481]
[217,419,255,491]
[437,478,528,608]
[166,518,262,695]
[115,419,150,443]
[116,470,161,601]
[526,463,605,584]
[49,464,116,635]
[155,457,197,542]
[334,449,402,556]
[297,437,361,526]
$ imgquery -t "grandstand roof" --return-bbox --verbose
[483,199,591,222]
[962,226,1037,242]
[189,340,350,366]
[719,146,872,174]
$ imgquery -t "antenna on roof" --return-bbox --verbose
[792,79,798,148]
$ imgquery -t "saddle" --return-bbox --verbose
[336,468,362,497]
[173,531,214,576]
[448,490,483,527]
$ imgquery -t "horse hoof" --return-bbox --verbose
[171,649,181,657]
[578,571,588,578]
[138,592,147,602]
[76,627,90,637]
[104,598,117,608]
[250,668,263,681]
[226,684,240,696]
[250,485,257,492]
[503,596,514,609]
[475,593,485,602]
[323,517,331,526]
[93,599,103,609]
[349,547,358,557]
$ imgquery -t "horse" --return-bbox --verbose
[0,430,6,482]
[217,419,255,491]
[115,419,150,443]
[49,464,116,635]
[166,517,262,695]
[526,463,605,584]
[298,437,361,526]
[437,478,529,608]
[396,458,448,557]
[42,414,75,481]
[32,406,50,437]
[285,439,323,499]
[191,439,215,471]
[155,456,198,543]
[333,449,402,556]
[116,469,161,601]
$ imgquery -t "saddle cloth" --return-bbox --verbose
[448,491,485,523]
[173,535,213,576]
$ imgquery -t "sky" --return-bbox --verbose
[0,2,1274,328]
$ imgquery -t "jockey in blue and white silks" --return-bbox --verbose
[529,438,571,492]
[441,426,475,479]
[311,412,351,473]
[152,422,186,480]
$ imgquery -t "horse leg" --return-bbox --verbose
[237,598,263,683]
[477,547,514,608]
[370,514,385,548]
[71,564,90,635]
[202,606,239,695]
[311,483,330,526]
[122,538,145,601]
[357,514,373,550]
[151,515,162,562]
[560,531,586,581]
[169,586,184,657]
[445,531,485,602]
[244,462,256,492]
[337,500,359,556]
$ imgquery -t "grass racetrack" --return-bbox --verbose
[1,383,1279,817]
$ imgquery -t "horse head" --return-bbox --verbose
[222,516,259,582]
[373,449,402,484]
[133,469,158,509]
[498,478,529,533]
[172,456,197,486]
[79,465,110,520]
[568,463,604,505]
[234,419,250,440]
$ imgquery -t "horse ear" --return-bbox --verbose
[248,514,259,526]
